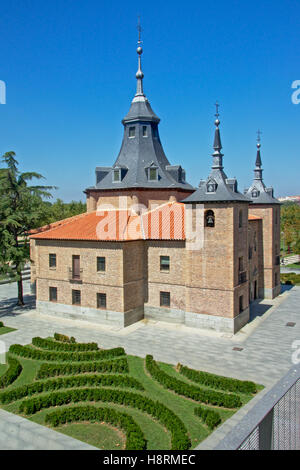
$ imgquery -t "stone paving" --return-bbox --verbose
[0,280,299,449]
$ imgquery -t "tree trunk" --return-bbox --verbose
[17,270,24,306]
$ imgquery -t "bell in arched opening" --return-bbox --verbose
[205,210,215,227]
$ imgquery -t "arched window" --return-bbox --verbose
[205,210,215,227]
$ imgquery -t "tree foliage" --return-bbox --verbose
[280,202,300,252]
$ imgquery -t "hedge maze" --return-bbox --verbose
[0,333,259,450]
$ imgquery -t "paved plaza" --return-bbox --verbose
[0,280,299,450]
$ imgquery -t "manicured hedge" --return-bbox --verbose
[178,364,257,394]
[36,357,129,379]
[45,406,146,450]
[145,355,241,409]
[194,406,221,430]
[0,357,22,389]
[54,333,76,343]
[32,337,98,352]
[0,373,144,404]
[0,322,3,328]
[9,344,125,362]
[19,388,191,450]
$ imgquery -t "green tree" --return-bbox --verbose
[0,152,55,305]
[280,202,300,253]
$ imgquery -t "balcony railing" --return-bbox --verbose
[238,271,247,284]
[68,267,83,282]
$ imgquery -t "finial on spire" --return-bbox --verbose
[212,102,223,169]
[135,16,144,97]
[256,129,262,149]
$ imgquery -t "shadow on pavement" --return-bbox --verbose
[0,294,36,317]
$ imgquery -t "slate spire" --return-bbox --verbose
[254,130,263,181]
[135,18,144,98]
[212,102,224,170]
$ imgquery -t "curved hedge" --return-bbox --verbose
[54,333,76,343]
[9,344,125,362]
[45,406,146,450]
[194,406,221,430]
[32,337,98,352]
[145,355,241,409]
[0,357,22,389]
[0,373,144,404]
[36,357,129,379]
[19,388,191,450]
[178,364,257,394]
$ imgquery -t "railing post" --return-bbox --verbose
[258,408,274,450]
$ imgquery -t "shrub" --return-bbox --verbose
[0,322,3,328]
[145,355,241,409]
[36,357,129,379]
[0,373,144,404]
[0,356,22,389]
[9,344,125,362]
[32,337,98,352]
[45,406,146,450]
[19,388,191,450]
[194,406,221,430]
[178,364,257,394]
[53,333,74,343]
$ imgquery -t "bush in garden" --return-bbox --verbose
[32,336,98,352]
[19,388,191,450]
[36,357,129,379]
[194,406,221,430]
[9,344,125,362]
[53,333,74,343]
[0,373,144,404]
[0,322,3,328]
[0,357,22,389]
[45,406,146,450]
[145,355,242,408]
[178,364,257,394]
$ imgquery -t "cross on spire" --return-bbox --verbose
[137,16,142,44]
[215,101,220,119]
[256,129,262,143]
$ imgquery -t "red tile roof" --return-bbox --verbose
[30,202,261,242]
[248,214,262,221]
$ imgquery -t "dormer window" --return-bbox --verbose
[142,126,147,137]
[206,179,217,193]
[129,127,135,138]
[252,188,259,198]
[113,169,121,182]
[149,168,157,181]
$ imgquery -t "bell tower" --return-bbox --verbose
[244,133,281,299]
[182,105,250,333]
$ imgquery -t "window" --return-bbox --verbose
[97,257,106,272]
[97,293,107,309]
[113,169,121,182]
[248,246,253,260]
[49,287,57,302]
[72,289,81,305]
[239,295,243,313]
[238,257,244,272]
[149,168,157,181]
[49,253,56,268]
[160,291,170,307]
[205,210,215,227]
[142,126,147,137]
[72,255,81,280]
[160,256,170,271]
[239,210,243,228]
[129,127,135,138]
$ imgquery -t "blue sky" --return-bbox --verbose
[0,0,299,201]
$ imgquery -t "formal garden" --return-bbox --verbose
[0,333,262,450]
[0,321,16,336]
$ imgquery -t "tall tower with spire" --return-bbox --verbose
[244,134,281,299]
[182,106,251,333]
[85,24,194,212]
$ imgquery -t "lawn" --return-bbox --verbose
[0,326,17,336]
[0,334,262,450]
